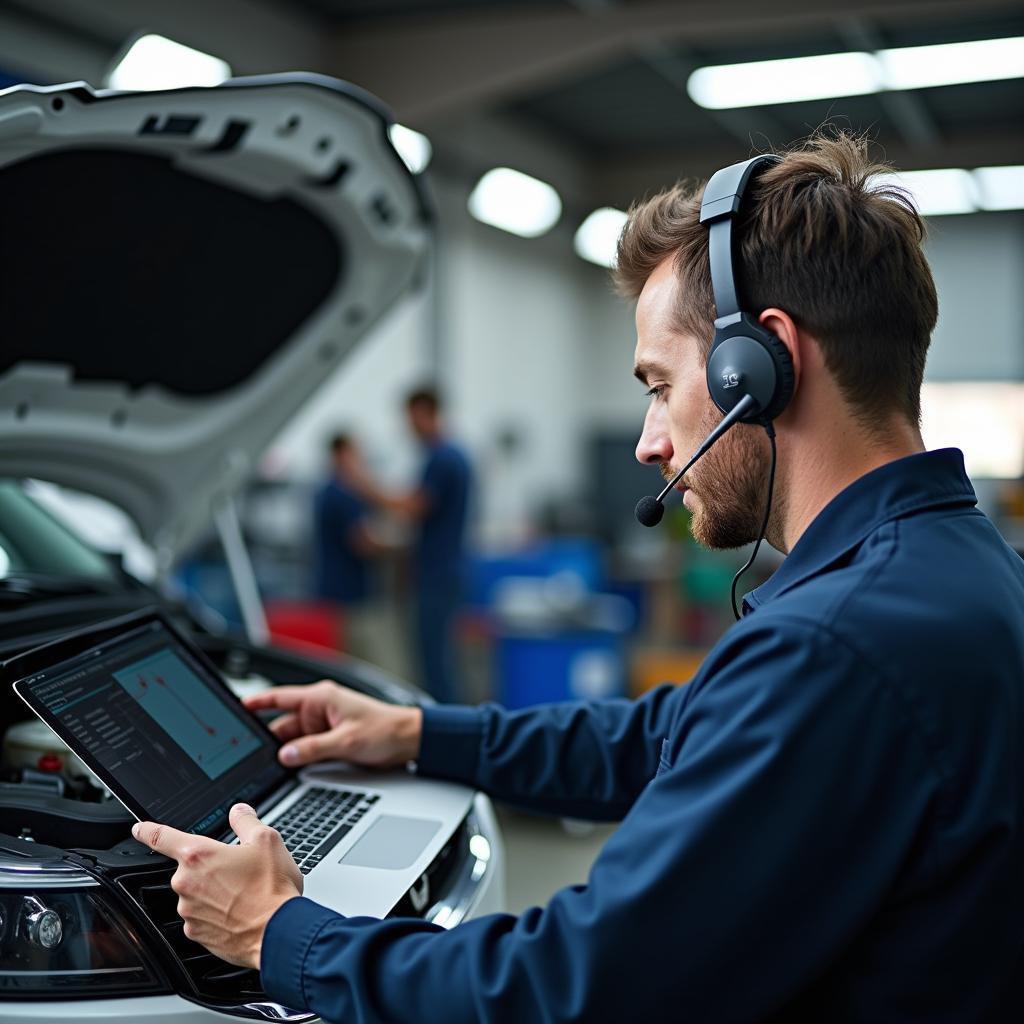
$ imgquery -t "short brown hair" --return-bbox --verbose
[329,432,352,454]
[406,386,441,413]
[614,132,938,424]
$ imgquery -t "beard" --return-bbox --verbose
[661,402,775,550]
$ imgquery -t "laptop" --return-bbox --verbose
[5,608,475,919]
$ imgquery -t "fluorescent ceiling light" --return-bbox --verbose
[875,168,980,216]
[687,35,1024,109]
[107,33,231,92]
[879,37,1024,90]
[974,166,1024,211]
[468,167,562,238]
[388,123,432,174]
[688,52,880,109]
[872,165,1023,216]
[921,383,1024,478]
[574,207,628,268]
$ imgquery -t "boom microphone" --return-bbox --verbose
[634,393,759,527]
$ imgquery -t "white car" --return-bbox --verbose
[0,75,505,1022]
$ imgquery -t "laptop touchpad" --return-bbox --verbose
[340,815,441,870]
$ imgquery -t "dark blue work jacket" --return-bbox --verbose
[415,438,472,587]
[262,448,1024,1022]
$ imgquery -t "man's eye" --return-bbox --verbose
[645,385,667,400]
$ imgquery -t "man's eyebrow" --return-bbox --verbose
[633,361,664,385]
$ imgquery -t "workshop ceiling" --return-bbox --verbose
[1,0,1022,209]
[303,0,1024,205]
[508,11,1024,156]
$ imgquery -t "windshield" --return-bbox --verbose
[0,481,117,582]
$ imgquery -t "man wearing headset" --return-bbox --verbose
[134,133,1024,1021]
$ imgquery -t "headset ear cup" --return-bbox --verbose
[759,329,795,421]
[705,320,795,422]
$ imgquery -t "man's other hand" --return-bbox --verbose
[243,680,423,769]
[132,804,301,970]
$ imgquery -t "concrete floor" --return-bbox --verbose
[494,804,618,914]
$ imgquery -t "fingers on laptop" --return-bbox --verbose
[279,731,339,766]
[242,687,297,710]
[243,681,336,711]
[266,712,302,741]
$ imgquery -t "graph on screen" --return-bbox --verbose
[113,648,260,780]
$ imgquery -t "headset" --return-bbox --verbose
[634,153,795,618]
[700,153,794,424]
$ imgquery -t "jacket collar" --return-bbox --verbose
[743,448,977,615]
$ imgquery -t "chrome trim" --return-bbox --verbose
[408,872,430,913]
[193,1001,316,1023]
[425,798,497,929]
[0,967,144,977]
[0,859,98,889]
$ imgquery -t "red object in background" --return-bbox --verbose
[37,753,63,772]
[265,601,344,657]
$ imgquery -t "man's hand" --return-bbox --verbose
[132,804,301,970]
[243,680,423,769]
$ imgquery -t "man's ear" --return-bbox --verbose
[759,308,801,401]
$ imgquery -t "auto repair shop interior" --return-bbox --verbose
[0,1,1022,1022]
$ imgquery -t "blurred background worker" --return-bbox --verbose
[346,388,473,703]
[312,432,391,667]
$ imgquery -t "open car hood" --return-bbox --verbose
[0,74,430,565]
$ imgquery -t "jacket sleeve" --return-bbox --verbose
[415,682,688,820]
[260,618,943,1023]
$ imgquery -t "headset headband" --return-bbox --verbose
[699,154,781,323]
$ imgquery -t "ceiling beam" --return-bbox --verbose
[837,16,941,147]
[326,0,1021,124]
[632,37,791,151]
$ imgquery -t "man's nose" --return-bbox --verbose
[636,407,673,466]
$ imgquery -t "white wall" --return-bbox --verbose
[924,212,1024,382]
[265,291,433,488]
[580,268,645,431]
[435,179,595,546]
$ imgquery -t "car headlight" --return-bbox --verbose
[1,859,168,997]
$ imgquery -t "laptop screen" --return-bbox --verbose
[14,616,289,835]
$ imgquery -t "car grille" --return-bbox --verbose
[119,869,265,1003]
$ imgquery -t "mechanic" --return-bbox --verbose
[311,432,387,664]
[133,133,1024,1021]
[342,386,473,704]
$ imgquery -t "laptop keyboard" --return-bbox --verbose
[270,786,379,875]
